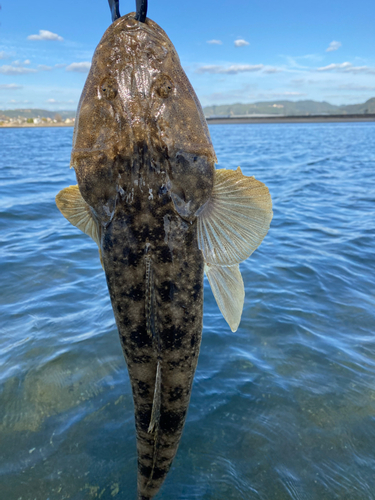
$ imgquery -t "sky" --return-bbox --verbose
[1,0,375,110]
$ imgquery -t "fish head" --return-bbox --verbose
[71,12,216,224]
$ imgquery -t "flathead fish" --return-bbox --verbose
[56,12,272,500]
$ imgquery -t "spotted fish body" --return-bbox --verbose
[56,12,273,500]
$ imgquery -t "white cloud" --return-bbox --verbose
[7,99,31,104]
[263,66,283,74]
[282,92,307,96]
[55,63,67,68]
[317,62,375,74]
[38,64,52,71]
[66,62,91,73]
[0,65,37,75]
[46,98,76,105]
[196,64,263,74]
[318,62,351,71]
[0,84,23,90]
[326,41,342,52]
[27,30,64,41]
[12,60,31,66]
[234,39,250,47]
[207,40,222,45]
[338,84,375,91]
[0,51,11,60]
[291,78,306,86]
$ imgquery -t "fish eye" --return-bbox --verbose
[154,74,174,98]
[100,78,117,100]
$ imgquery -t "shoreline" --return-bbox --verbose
[0,123,74,129]
[206,114,375,124]
[1,113,375,129]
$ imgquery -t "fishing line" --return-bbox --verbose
[135,0,148,22]
[107,0,120,22]
[107,0,148,23]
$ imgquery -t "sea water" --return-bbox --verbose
[0,123,374,499]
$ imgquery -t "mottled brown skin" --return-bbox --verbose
[71,13,216,499]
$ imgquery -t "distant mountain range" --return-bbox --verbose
[203,98,375,117]
[1,98,375,121]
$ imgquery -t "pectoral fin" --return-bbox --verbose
[197,167,273,266]
[55,185,103,268]
[204,263,244,332]
[199,167,272,330]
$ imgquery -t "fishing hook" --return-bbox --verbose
[107,0,148,23]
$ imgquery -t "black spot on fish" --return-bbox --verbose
[122,247,140,267]
[162,324,184,349]
[128,282,144,301]
[192,282,201,301]
[139,464,168,481]
[136,407,152,432]
[130,325,150,348]
[158,246,173,263]
[137,380,150,399]
[159,280,174,302]
[138,224,150,241]
[159,409,186,434]
[131,354,152,364]
[168,386,183,403]
[164,314,172,324]
[132,197,142,212]
[190,334,196,347]
[121,315,131,327]
[167,354,189,369]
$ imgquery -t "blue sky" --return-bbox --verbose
[1,0,375,110]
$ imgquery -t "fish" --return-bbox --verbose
[55,12,273,500]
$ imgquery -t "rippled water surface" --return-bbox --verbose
[1,123,375,500]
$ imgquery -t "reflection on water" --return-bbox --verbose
[0,124,375,499]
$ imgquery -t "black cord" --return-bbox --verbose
[135,0,148,22]
[107,0,148,23]
[108,0,120,22]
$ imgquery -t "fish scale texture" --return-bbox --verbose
[102,179,204,497]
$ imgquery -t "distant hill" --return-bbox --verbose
[203,98,375,117]
[1,98,375,121]
[0,109,76,120]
